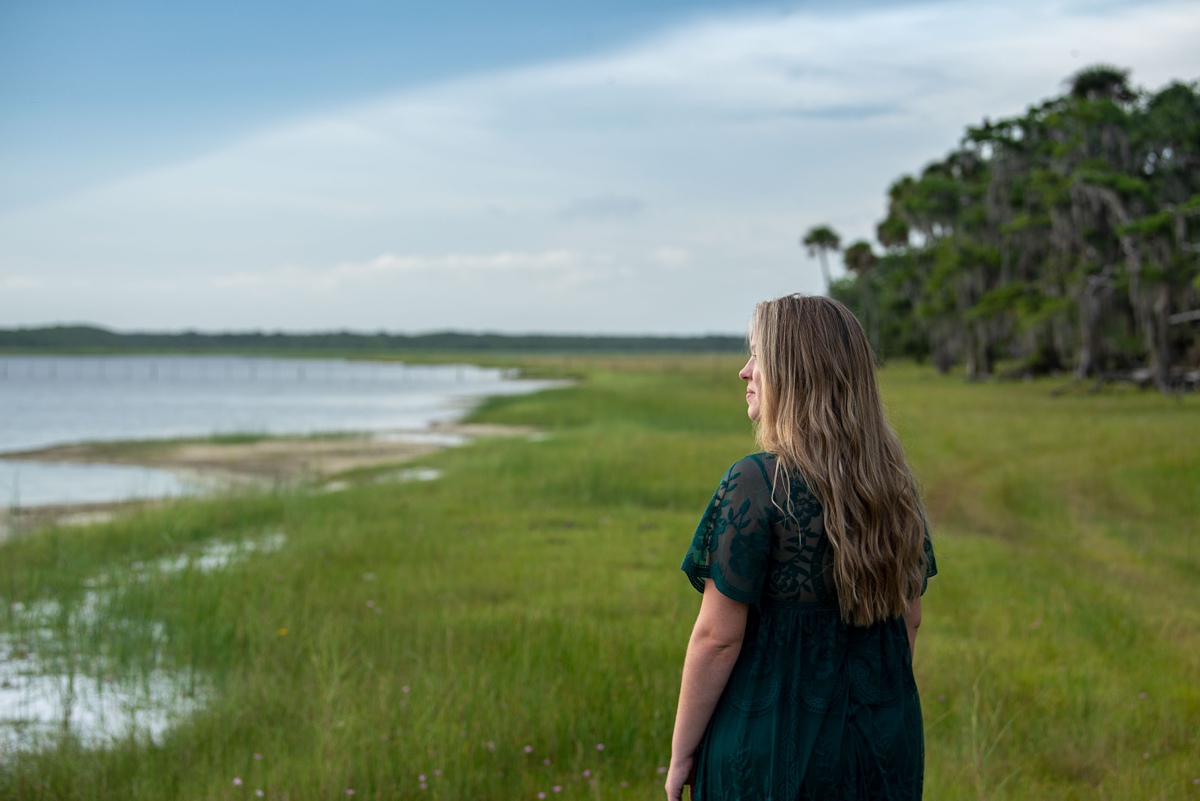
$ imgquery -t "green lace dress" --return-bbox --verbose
[681,453,937,801]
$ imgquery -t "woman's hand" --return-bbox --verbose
[664,753,695,801]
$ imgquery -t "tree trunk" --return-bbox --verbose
[963,322,981,381]
[860,276,879,361]
[1151,283,1172,392]
[1075,271,1110,380]
[932,321,955,373]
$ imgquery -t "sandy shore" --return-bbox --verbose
[0,422,537,539]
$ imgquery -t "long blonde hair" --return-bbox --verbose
[752,294,927,626]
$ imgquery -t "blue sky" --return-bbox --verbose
[2,0,1199,334]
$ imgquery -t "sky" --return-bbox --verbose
[2,0,1199,335]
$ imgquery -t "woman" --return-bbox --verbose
[666,294,936,801]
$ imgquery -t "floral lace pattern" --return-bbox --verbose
[682,453,937,801]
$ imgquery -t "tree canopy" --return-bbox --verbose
[827,66,1200,392]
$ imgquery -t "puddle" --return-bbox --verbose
[373,430,468,447]
[0,459,204,508]
[56,511,117,528]
[375,467,442,483]
[134,531,287,577]
[0,637,206,754]
[76,531,288,589]
[321,468,442,494]
[0,531,285,758]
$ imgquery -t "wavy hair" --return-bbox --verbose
[752,294,927,626]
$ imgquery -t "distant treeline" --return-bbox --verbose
[0,325,745,354]
[807,65,1200,392]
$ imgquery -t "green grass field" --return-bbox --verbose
[1,357,1197,799]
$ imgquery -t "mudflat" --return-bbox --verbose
[2,423,535,482]
[0,422,536,538]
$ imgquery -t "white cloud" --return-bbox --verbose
[1,0,1198,332]
[649,247,691,269]
[212,249,600,292]
[557,196,645,222]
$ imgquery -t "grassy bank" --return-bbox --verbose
[1,357,1197,799]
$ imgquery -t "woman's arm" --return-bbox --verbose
[903,595,922,657]
[665,580,749,801]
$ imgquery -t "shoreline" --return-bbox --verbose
[0,421,537,541]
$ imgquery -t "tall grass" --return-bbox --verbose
[0,358,1196,799]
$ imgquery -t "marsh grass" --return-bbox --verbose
[0,357,1197,799]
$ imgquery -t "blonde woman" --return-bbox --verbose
[667,295,936,801]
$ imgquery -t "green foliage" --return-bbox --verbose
[1075,169,1151,200]
[876,215,910,250]
[801,225,841,252]
[1067,64,1135,103]
[842,240,877,274]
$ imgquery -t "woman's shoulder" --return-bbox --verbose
[724,452,819,506]
[720,453,776,496]
[725,451,774,476]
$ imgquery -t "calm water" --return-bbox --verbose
[0,461,202,508]
[0,355,557,506]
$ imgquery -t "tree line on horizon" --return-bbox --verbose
[0,324,746,355]
[806,65,1200,392]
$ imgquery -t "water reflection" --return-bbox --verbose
[0,460,201,508]
[0,532,286,755]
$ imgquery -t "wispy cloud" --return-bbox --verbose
[213,249,602,292]
[648,247,690,270]
[557,196,645,222]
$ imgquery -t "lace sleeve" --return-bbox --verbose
[680,455,774,605]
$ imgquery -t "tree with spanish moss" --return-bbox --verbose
[840,65,1200,392]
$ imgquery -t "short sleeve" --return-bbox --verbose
[921,527,938,596]
[680,455,774,605]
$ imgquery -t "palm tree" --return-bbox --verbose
[802,225,841,289]
[843,240,880,356]
[843,240,877,276]
[1067,64,1135,104]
